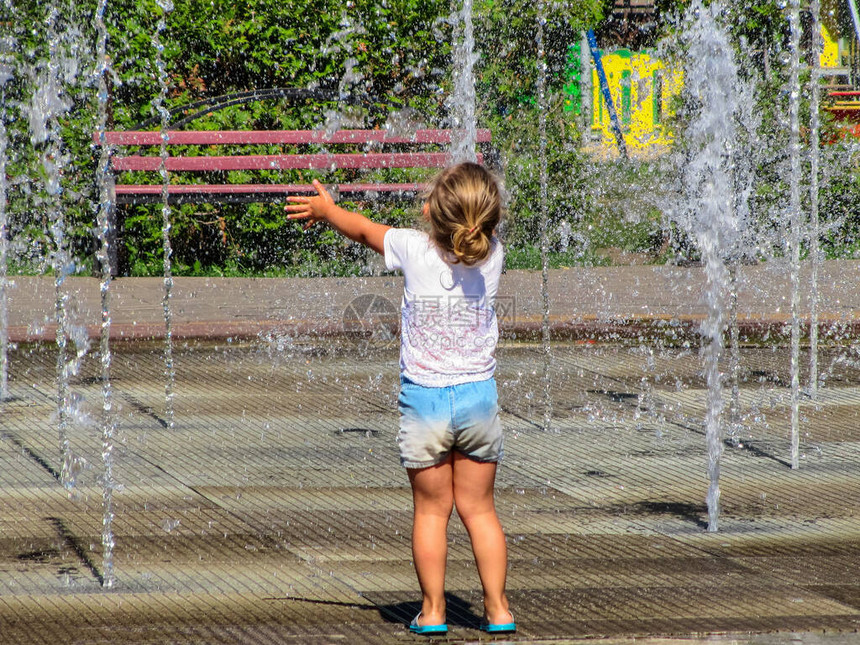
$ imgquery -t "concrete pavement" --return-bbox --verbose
[2,263,860,643]
[7,261,860,343]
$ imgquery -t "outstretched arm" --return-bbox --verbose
[285,180,391,255]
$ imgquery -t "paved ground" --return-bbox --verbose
[2,264,860,644]
[7,261,860,343]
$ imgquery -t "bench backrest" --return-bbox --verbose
[97,129,492,172]
[95,128,494,205]
[100,129,493,145]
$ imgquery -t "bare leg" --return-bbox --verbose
[407,454,454,626]
[451,451,511,624]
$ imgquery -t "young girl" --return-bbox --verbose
[286,162,515,636]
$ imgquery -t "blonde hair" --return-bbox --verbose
[426,162,502,266]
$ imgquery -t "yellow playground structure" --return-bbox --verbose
[578,0,858,158]
[582,48,683,159]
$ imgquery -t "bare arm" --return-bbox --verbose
[285,180,391,255]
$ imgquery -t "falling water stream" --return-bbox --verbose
[536,1,553,432]
[808,0,822,398]
[449,0,477,163]
[31,6,76,489]
[727,263,741,445]
[788,0,803,470]
[324,4,366,135]
[725,17,762,451]
[153,0,176,428]
[94,0,116,589]
[0,67,9,403]
[678,0,744,531]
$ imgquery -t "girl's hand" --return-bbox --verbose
[285,180,391,255]
[285,179,335,230]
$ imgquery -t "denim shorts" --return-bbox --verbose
[397,375,503,469]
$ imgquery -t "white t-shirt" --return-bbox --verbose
[384,228,504,387]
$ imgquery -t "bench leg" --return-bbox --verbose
[106,181,128,278]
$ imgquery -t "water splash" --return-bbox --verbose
[94,0,116,589]
[448,0,477,163]
[321,7,368,136]
[152,0,175,427]
[536,2,552,432]
[723,13,763,450]
[807,0,822,398]
[29,6,77,487]
[787,0,802,470]
[0,56,10,402]
[726,263,741,445]
[675,0,745,532]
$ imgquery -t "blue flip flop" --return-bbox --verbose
[408,611,448,635]
[479,610,516,633]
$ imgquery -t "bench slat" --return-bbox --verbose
[114,183,427,205]
[98,129,492,146]
[115,183,425,195]
[113,151,482,172]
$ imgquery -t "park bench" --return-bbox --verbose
[825,91,860,121]
[823,91,860,142]
[95,128,495,205]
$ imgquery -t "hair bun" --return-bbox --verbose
[452,223,490,265]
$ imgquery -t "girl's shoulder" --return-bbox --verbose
[485,237,505,275]
[482,236,504,265]
[386,227,429,247]
[383,227,432,273]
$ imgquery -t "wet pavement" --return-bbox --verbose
[2,337,860,644]
[7,261,860,343]
[2,266,860,643]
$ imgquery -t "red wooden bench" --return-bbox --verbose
[96,129,495,205]
[825,91,860,122]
